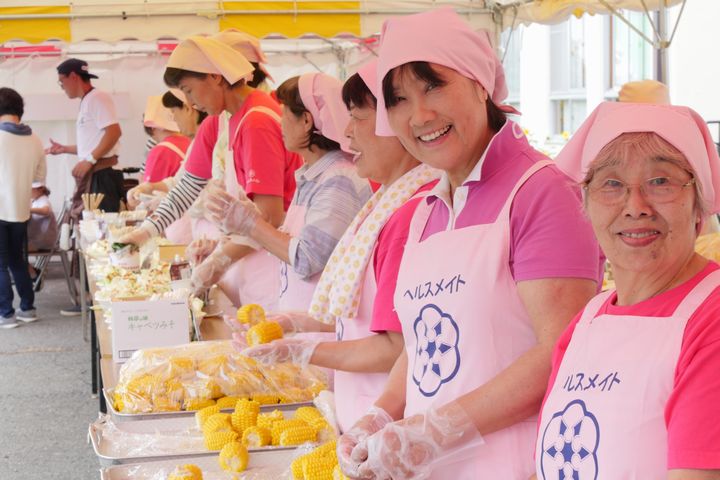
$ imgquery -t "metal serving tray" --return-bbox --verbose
[99,448,296,479]
[103,388,312,422]
[89,414,301,467]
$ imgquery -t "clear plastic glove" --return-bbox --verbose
[241,338,320,367]
[190,248,232,296]
[117,225,153,247]
[141,192,166,212]
[127,183,153,209]
[231,331,248,352]
[186,237,219,266]
[205,180,261,236]
[337,406,394,478]
[266,311,319,334]
[356,402,482,480]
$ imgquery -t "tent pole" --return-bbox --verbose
[656,5,668,84]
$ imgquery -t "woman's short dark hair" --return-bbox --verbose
[342,73,376,110]
[161,90,208,124]
[143,125,155,137]
[0,87,24,118]
[381,61,506,132]
[163,67,246,90]
[276,76,340,152]
[247,63,268,89]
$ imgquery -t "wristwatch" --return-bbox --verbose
[85,153,98,165]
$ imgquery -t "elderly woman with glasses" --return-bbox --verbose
[534,102,720,479]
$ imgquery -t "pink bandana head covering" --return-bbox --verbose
[298,73,352,153]
[374,7,518,136]
[143,95,180,132]
[212,29,274,82]
[357,59,379,100]
[555,101,720,214]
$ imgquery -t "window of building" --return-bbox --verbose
[609,11,654,89]
[549,16,586,135]
[500,25,522,105]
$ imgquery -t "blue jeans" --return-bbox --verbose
[0,220,34,317]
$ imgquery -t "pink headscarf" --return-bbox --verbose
[357,59,379,99]
[298,73,352,153]
[555,101,720,214]
[374,7,517,136]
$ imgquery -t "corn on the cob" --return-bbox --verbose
[333,464,349,480]
[152,395,181,412]
[279,424,317,446]
[251,393,281,405]
[167,463,203,480]
[236,303,265,325]
[184,398,215,411]
[301,456,335,480]
[313,440,337,457]
[310,419,336,443]
[294,406,323,423]
[168,356,195,377]
[218,441,249,473]
[241,426,272,447]
[195,404,221,429]
[256,409,285,430]
[215,396,241,409]
[204,430,239,450]
[271,419,308,445]
[246,321,283,346]
[232,399,260,432]
[291,451,313,479]
[202,413,233,435]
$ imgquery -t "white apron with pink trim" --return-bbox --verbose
[536,270,720,479]
[333,255,388,433]
[217,107,282,310]
[393,161,552,478]
[276,201,317,312]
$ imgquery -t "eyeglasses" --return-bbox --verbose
[584,176,696,206]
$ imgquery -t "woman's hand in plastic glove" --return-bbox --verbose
[266,311,318,334]
[186,237,219,266]
[205,181,261,236]
[127,183,152,209]
[190,249,232,295]
[356,403,482,480]
[241,338,320,367]
[117,226,153,246]
[336,406,394,478]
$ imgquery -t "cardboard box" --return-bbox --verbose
[110,298,191,363]
[157,244,188,263]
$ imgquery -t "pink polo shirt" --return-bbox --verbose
[371,121,604,332]
[544,261,720,469]
[143,134,190,183]
[183,90,302,210]
[419,120,603,283]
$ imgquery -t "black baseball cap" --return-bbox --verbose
[57,58,98,79]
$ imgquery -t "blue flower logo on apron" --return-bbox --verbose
[540,399,599,480]
[412,304,460,397]
[279,262,288,297]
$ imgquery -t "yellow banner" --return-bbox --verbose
[0,6,71,43]
[220,1,360,38]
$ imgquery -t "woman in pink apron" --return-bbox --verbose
[338,9,603,479]
[127,90,208,245]
[534,102,720,479]
[205,72,371,312]
[238,61,440,433]
[119,33,300,311]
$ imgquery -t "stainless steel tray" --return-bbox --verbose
[104,388,312,422]
[89,414,301,467]
[99,448,296,479]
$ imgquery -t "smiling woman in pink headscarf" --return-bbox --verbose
[204,73,371,312]
[533,102,720,479]
[336,7,604,479]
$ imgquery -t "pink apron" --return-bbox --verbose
[333,255,388,433]
[536,270,720,479]
[216,107,282,310]
[164,214,193,245]
[393,161,552,479]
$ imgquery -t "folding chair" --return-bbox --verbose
[28,198,78,304]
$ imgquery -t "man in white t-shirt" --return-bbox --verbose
[46,58,123,217]
[0,88,46,328]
